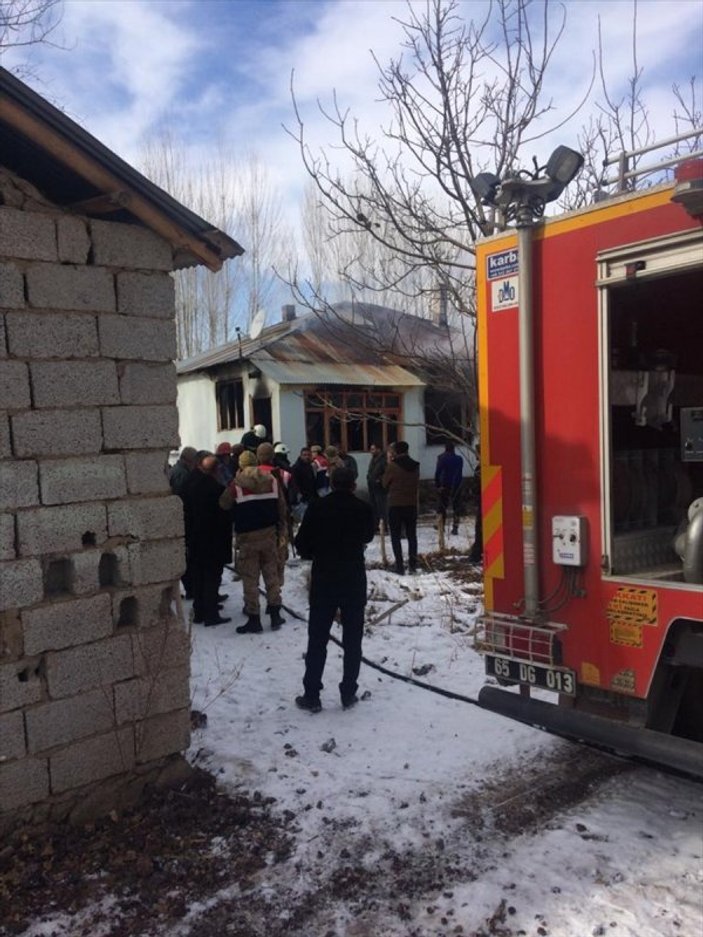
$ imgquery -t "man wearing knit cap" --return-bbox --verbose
[219,449,287,632]
[215,441,235,486]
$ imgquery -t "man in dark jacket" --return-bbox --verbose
[184,455,232,627]
[435,441,464,535]
[366,442,387,533]
[240,424,268,451]
[294,467,375,713]
[382,441,420,574]
[291,447,317,510]
[170,446,198,598]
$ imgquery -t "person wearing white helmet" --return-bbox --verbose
[273,442,292,471]
[240,423,269,451]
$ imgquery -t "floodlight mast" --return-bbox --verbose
[476,147,584,621]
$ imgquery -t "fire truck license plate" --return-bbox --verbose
[486,656,576,696]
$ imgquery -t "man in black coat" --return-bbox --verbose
[294,467,375,712]
[184,455,232,627]
[291,447,317,509]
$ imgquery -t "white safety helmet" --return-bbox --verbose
[274,443,288,455]
[254,424,267,438]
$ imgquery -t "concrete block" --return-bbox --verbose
[56,215,90,264]
[49,725,134,793]
[0,709,25,760]
[26,688,115,754]
[124,450,171,495]
[0,658,43,713]
[118,361,177,405]
[112,583,177,631]
[91,220,172,272]
[0,558,43,611]
[12,409,102,457]
[17,502,107,556]
[0,460,38,509]
[0,316,5,356]
[66,548,101,596]
[39,455,126,505]
[0,262,24,308]
[0,207,56,261]
[0,608,24,660]
[31,360,120,409]
[0,414,9,459]
[0,513,15,561]
[133,620,190,676]
[102,404,179,450]
[108,495,182,541]
[98,314,177,362]
[116,271,175,318]
[45,635,134,699]
[0,359,30,410]
[26,263,115,313]
[22,593,113,655]
[127,537,185,586]
[114,665,190,724]
[0,757,49,810]
[5,311,99,359]
[135,708,190,764]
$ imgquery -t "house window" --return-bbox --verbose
[424,387,464,444]
[216,379,244,431]
[304,388,401,451]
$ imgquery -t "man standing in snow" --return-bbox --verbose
[294,467,375,713]
[382,440,420,574]
[435,441,463,535]
[219,450,287,633]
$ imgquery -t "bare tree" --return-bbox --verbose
[0,0,61,52]
[287,0,580,320]
[140,131,292,358]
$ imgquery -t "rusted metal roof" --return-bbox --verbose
[254,359,423,386]
[177,303,467,379]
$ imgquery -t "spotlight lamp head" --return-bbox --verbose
[545,145,585,186]
[473,172,501,205]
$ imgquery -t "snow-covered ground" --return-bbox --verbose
[188,517,703,937]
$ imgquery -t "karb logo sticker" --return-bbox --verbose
[487,248,519,280]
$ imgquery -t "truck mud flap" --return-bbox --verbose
[478,685,703,779]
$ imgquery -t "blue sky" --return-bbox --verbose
[4,0,702,229]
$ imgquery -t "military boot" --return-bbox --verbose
[268,606,286,630]
[236,614,263,634]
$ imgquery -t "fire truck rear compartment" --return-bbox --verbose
[607,266,703,582]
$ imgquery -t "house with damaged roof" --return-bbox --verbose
[176,300,475,484]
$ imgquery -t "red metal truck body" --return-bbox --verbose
[476,183,703,712]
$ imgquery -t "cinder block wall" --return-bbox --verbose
[0,167,190,828]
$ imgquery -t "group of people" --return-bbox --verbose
[170,428,480,712]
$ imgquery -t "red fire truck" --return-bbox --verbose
[474,151,703,774]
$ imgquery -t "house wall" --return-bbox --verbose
[177,373,219,451]
[0,167,190,830]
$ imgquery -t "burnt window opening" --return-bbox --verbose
[304,388,401,452]
[98,552,118,587]
[216,379,245,431]
[117,596,138,628]
[44,558,71,597]
[424,388,466,445]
